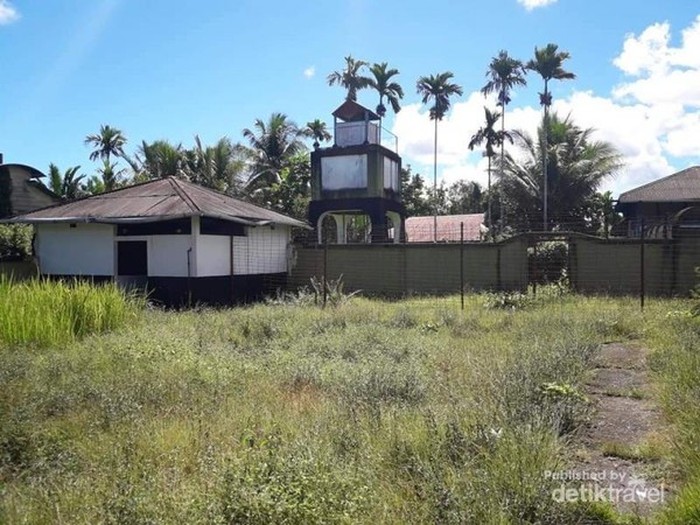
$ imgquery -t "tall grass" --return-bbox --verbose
[0,277,143,347]
[0,293,683,523]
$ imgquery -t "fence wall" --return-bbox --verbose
[291,232,699,298]
[290,236,530,295]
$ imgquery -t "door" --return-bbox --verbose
[117,241,147,276]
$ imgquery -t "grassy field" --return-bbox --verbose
[0,283,697,524]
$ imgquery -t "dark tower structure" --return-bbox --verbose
[308,100,406,243]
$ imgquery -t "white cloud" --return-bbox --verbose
[0,0,19,25]
[393,16,700,198]
[517,0,558,11]
[303,66,316,79]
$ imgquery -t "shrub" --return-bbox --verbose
[0,224,33,261]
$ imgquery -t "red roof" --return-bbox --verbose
[406,214,485,242]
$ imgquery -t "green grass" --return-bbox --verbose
[0,276,143,346]
[0,288,693,523]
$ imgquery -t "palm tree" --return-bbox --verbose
[468,107,512,234]
[500,113,622,231]
[481,50,527,231]
[416,72,463,241]
[97,159,126,192]
[185,136,246,193]
[48,163,85,200]
[305,119,332,149]
[526,43,575,230]
[369,62,404,132]
[242,113,307,189]
[327,56,372,101]
[84,125,127,163]
[128,140,185,180]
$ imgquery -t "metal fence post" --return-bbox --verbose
[460,222,464,311]
[323,240,328,308]
[640,218,645,310]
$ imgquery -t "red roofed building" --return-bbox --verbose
[405,214,485,242]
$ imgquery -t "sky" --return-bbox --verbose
[0,0,698,198]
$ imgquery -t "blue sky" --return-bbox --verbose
[1,0,698,197]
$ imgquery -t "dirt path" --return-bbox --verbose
[569,342,670,518]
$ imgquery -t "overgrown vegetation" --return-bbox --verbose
[0,277,143,346]
[0,224,33,261]
[0,290,694,523]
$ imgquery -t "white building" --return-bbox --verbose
[9,177,307,305]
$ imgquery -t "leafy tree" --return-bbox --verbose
[447,180,485,215]
[468,107,512,233]
[500,113,622,231]
[416,72,463,240]
[48,163,86,200]
[242,113,307,190]
[84,125,127,163]
[369,62,404,126]
[401,166,431,217]
[327,55,372,101]
[81,176,105,195]
[583,190,624,238]
[305,119,332,149]
[526,43,575,230]
[481,50,527,226]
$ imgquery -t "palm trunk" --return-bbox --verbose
[542,80,549,232]
[433,118,438,242]
[487,155,492,237]
[499,106,506,233]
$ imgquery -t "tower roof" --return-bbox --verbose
[332,100,380,122]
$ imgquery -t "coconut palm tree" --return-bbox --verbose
[127,140,185,180]
[48,163,85,200]
[481,50,527,230]
[468,107,512,234]
[185,136,246,194]
[526,43,575,230]
[416,72,463,241]
[242,113,307,189]
[500,113,621,231]
[84,125,127,163]
[96,159,126,192]
[369,62,404,132]
[305,119,332,149]
[327,55,372,101]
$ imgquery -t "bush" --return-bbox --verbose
[0,224,33,261]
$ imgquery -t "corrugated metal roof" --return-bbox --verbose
[406,214,484,242]
[618,166,700,203]
[8,177,308,228]
[332,100,380,122]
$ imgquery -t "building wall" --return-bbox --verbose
[233,225,290,275]
[197,234,231,277]
[36,223,115,276]
[8,166,57,216]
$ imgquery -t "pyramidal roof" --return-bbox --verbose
[9,177,308,228]
[618,166,700,203]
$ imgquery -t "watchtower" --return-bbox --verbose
[308,100,406,243]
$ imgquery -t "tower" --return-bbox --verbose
[308,100,406,243]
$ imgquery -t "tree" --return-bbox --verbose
[526,43,575,230]
[500,113,622,231]
[369,62,404,130]
[481,50,527,228]
[96,159,126,192]
[84,125,127,163]
[401,166,431,217]
[468,107,512,234]
[416,72,463,241]
[305,119,332,149]
[48,163,86,200]
[184,136,246,194]
[128,140,185,180]
[248,153,311,219]
[447,180,485,215]
[242,113,307,190]
[327,56,372,101]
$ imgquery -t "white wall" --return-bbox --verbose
[233,226,290,275]
[197,235,231,276]
[36,223,115,276]
[146,236,192,276]
[321,155,367,190]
